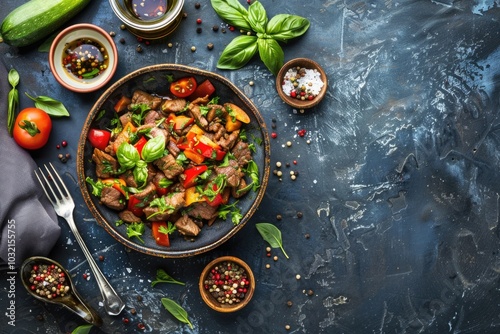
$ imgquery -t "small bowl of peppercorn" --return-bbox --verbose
[49,23,118,93]
[199,256,255,313]
[276,58,328,110]
[20,256,103,326]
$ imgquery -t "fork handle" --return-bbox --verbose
[65,214,125,316]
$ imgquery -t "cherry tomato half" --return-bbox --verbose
[12,108,52,150]
[170,77,197,98]
[88,129,111,151]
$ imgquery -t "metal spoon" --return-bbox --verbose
[20,256,103,327]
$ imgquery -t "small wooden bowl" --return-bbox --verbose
[276,58,328,110]
[199,256,255,312]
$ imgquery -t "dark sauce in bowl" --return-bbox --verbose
[63,38,109,80]
[126,0,170,21]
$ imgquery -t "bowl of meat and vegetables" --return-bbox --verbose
[77,64,270,258]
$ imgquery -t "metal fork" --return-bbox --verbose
[35,163,125,316]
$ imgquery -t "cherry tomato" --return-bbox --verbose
[12,108,52,150]
[188,79,216,100]
[88,129,111,151]
[170,77,197,98]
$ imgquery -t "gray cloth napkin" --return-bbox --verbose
[0,61,61,268]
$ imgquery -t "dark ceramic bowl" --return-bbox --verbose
[76,64,270,258]
[199,256,255,312]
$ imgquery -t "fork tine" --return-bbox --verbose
[34,168,56,206]
[44,162,70,200]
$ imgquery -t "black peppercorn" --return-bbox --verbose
[196,27,202,34]
[207,43,214,50]
[276,214,282,220]
[213,25,219,32]
[195,2,201,8]
[297,211,303,218]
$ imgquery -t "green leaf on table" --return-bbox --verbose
[71,324,93,334]
[265,14,310,42]
[258,38,284,76]
[7,69,19,136]
[210,0,252,31]
[247,1,268,33]
[255,222,289,259]
[25,92,70,117]
[161,297,193,329]
[151,269,185,287]
[217,35,258,70]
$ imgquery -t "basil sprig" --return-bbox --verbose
[25,92,70,117]
[7,69,19,136]
[211,0,310,75]
[117,142,140,170]
[141,135,166,162]
[161,298,193,329]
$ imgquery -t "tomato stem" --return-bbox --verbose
[19,120,40,137]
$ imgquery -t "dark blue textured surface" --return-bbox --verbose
[2,0,500,333]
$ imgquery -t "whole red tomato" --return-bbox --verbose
[13,108,52,150]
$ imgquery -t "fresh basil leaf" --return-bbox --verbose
[25,92,70,117]
[71,324,93,334]
[141,135,166,162]
[210,0,252,31]
[256,222,289,258]
[8,69,19,87]
[117,142,140,170]
[133,160,149,188]
[247,1,268,33]
[7,69,19,136]
[257,38,284,75]
[266,14,310,42]
[217,35,258,70]
[151,269,185,287]
[161,297,193,329]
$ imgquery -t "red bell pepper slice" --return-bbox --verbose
[193,141,226,161]
[127,194,144,217]
[88,129,111,151]
[188,79,216,101]
[182,165,208,188]
[114,96,132,113]
[133,136,148,156]
[152,221,171,247]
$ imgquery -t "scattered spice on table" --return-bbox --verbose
[27,263,70,299]
[203,260,251,305]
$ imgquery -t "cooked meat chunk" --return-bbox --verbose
[231,140,252,167]
[218,130,240,151]
[118,210,142,223]
[167,139,181,157]
[144,110,161,125]
[154,154,184,179]
[164,191,186,211]
[188,103,208,129]
[175,215,201,237]
[190,96,210,105]
[150,127,169,141]
[120,169,138,188]
[100,187,125,211]
[232,178,250,198]
[92,148,118,178]
[215,159,243,188]
[188,202,218,220]
[206,105,225,122]
[208,122,225,141]
[161,98,186,113]
[134,182,157,200]
[131,90,162,110]
[143,205,171,221]
[119,112,132,127]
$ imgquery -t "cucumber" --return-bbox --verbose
[0,0,91,47]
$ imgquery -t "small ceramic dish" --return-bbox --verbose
[199,256,255,312]
[20,256,102,326]
[108,0,184,40]
[276,58,328,110]
[49,23,118,93]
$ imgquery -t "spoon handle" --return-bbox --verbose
[65,214,126,316]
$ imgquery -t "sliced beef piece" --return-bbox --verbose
[190,96,210,105]
[217,130,240,151]
[232,178,250,199]
[144,110,162,125]
[120,169,138,188]
[206,105,225,122]
[161,98,186,114]
[188,202,218,220]
[92,148,118,178]
[167,138,181,157]
[188,103,208,129]
[131,90,162,110]
[208,122,226,141]
[231,140,252,167]
[164,191,186,212]
[136,123,154,134]
[215,159,243,188]
[174,215,201,237]
[118,210,142,223]
[150,127,169,141]
[100,187,125,211]
[154,154,184,179]
[143,205,171,221]
[134,182,157,200]
[119,112,133,127]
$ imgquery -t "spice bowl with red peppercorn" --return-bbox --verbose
[49,23,118,93]
[20,256,102,326]
[199,256,255,312]
[276,58,328,110]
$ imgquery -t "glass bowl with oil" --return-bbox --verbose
[49,24,118,93]
[109,0,184,40]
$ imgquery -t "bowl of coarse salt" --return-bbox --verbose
[276,58,328,110]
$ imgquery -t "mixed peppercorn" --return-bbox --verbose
[203,261,251,305]
[27,263,70,300]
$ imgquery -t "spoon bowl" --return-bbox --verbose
[20,256,103,327]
